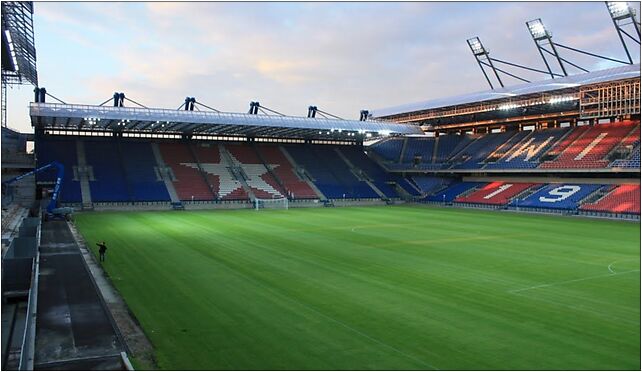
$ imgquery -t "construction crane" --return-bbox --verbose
[3,161,74,219]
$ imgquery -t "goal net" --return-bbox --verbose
[255,197,289,210]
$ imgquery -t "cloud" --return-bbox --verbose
[6,2,640,133]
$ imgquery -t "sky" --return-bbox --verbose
[5,1,641,133]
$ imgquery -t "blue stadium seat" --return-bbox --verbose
[510,184,604,210]
[451,132,516,169]
[287,145,379,199]
[425,182,484,202]
[485,128,569,169]
[84,140,131,202]
[370,138,404,162]
[119,141,170,201]
[402,137,435,164]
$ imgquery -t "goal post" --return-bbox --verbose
[255,197,289,210]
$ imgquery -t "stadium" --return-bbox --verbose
[1,2,640,371]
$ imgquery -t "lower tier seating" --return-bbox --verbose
[510,183,604,210]
[425,182,484,202]
[580,184,640,214]
[455,182,538,205]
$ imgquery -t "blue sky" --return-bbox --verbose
[6,1,641,133]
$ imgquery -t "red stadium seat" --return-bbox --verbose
[541,121,638,169]
[580,184,640,214]
[455,182,539,205]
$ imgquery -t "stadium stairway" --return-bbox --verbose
[187,143,219,198]
[278,146,327,200]
[251,143,289,196]
[150,143,182,204]
[75,140,94,209]
[218,144,255,201]
[398,137,409,164]
[334,148,387,199]
[224,144,284,200]
[191,143,224,199]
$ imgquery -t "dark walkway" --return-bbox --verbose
[35,221,125,370]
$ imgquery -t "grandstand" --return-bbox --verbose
[28,63,640,218]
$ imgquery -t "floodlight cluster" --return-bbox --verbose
[527,19,549,40]
[4,30,19,72]
[606,1,631,19]
[467,37,486,55]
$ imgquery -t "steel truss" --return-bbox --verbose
[579,78,640,119]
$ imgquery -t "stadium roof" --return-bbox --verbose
[371,64,641,118]
[30,103,423,140]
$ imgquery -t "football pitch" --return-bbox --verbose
[74,205,640,370]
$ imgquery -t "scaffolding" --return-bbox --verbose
[1,1,38,127]
[579,78,640,119]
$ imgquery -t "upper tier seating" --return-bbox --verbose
[225,144,284,199]
[371,138,404,162]
[510,183,604,210]
[425,182,484,202]
[450,131,517,169]
[580,184,640,214]
[455,182,538,205]
[434,134,475,164]
[159,142,214,201]
[484,128,569,169]
[540,122,637,169]
[610,143,641,168]
[119,141,171,201]
[254,145,318,199]
[35,137,82,203]
[402,137,435,164]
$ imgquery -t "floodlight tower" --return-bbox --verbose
[526,19,568,77]
[467,37,503,89]
[605,1,641,64]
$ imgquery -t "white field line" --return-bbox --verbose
[607,261,617,274]
[508,269,640,293]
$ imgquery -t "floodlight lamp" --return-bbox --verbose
[467,37,486,55]
[606,2,631,19]
[527,19,549,40]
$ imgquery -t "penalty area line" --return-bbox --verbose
[508,269,640,293]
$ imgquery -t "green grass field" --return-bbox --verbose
[74,206,640,370]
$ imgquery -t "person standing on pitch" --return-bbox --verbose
[96,241,108,262]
